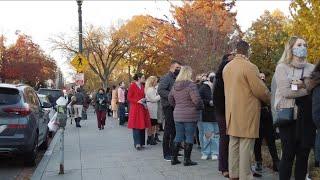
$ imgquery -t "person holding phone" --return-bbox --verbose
[127,73,151,150]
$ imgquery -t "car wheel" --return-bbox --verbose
[25,133,38,167]
[39,129,49,150]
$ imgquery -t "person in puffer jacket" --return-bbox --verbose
[168,66,204,166]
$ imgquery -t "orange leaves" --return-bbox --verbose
[117,15,175,77]
[0,34,57,85]
[170,0,240,74]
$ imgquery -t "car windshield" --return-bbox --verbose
[38,89,63,104]
[0,88,21,105]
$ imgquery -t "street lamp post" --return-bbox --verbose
[77,0,83,54]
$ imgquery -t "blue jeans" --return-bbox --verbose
[174,122,196,144]
[118,103,126,125]
[133,129,145,146]
[198,121,204,148]
[201,122,219,156]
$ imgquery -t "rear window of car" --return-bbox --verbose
[0,88,21,105]
[38,96,49,104]
[38,89,63,103]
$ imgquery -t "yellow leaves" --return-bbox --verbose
[290,0,320,63]
[245,10,290,86]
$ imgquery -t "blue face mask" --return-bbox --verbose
[292,46,307,58]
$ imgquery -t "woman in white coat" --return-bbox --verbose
[145,76,161,145]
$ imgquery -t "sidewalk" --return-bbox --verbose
[32,108,278,180]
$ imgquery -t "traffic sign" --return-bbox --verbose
[75,73,84,86]
[70,54,88,72]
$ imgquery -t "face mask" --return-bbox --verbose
[292,46,307,58]
[174,69,180,76]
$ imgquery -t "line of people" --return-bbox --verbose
[129,37,320,180]
[96,36,320,180]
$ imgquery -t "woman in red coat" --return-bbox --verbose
[127,73,151,150]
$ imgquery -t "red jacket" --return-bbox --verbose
[127,82,151,129]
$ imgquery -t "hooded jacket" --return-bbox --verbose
[168,80,204,122]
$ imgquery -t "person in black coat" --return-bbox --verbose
[199,73,219,160]
[213,53,234,178]
[157,60,182,161]
[310,62,320,167]
[253,73,280,175]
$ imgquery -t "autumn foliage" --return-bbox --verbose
[290,0,320,63]
[0,34,57,86]
[245,10,290,86]
[170,0,241,74]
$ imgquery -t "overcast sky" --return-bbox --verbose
[0,0,291,82]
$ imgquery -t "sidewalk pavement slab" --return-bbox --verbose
[32,108,279,180]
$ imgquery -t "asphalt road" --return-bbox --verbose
[0,138,51,180]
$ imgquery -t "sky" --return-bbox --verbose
[0,0,291,82]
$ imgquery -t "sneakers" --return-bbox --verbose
[211,155,218,161]
[201,155,208,160]
[164,156,172,162]
[255,162,263,172]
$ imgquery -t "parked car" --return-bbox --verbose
[0,84,51,166]
[38,94,57,138]
[37,88,64,107]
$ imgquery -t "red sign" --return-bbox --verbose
[75,73,84,86]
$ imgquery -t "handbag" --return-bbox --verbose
[274,67,304,127]
[274,108,294,127]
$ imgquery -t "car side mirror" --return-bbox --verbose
[42,102,52,109]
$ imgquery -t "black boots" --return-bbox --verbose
[155,133,162,142]
[273,160,280,172]
[75,118,81,128]
[147,135,157,145]
[184,143,197,166]
[171,142,182,165]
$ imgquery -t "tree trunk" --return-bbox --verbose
[128,65,132,83]
[101,77,108,89]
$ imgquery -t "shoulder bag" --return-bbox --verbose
[274,67,304,127]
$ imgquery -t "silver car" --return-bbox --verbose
[0,84,50,166]
[37,94,57,137]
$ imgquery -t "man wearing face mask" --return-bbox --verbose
[158,60,182,161]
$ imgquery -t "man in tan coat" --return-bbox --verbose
[223,40,270,180]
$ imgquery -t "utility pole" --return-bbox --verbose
[77,0,83,54]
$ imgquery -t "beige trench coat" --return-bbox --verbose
[111,89,118,111]
[223,55,270,138]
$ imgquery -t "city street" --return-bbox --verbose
[1,1,319,179]
[31,108,277,180]
[0,139,51,180]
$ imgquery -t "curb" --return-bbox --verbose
[31,128,62,180]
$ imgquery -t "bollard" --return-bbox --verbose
[59,127,65,174]
[55,97,68,175]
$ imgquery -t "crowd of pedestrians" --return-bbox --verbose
[75,36,320,180]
